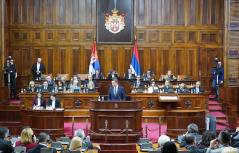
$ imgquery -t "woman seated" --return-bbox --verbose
[27,81,36,93]
[107,69,118,79]
[57,81,65,93]
[147,76,157,87]
[164,70,176,81]
[87,81,96,93]
[148,81,159,93]
[32,92,46,108]
[15,128,37,152]
[162,80,173,93]
[69,137,82,151]
[60,77,68,87]
[197,130,216,149]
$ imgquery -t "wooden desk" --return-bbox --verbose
[89,100,143,143]
[21,109,64,139]
[130,93,208,123]
[167,110,206,138]
[19,93,100,110]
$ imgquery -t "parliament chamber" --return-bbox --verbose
[0,0,239,153]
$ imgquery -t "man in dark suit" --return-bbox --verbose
[185,133,204,153]
[162,80,173,93]
[46,75,56,87]
[40,81,52,92]
[124,68,136,79]
[177,83,188,93]
[107,69,118,79]
[32,58,45,79]
[67,129,100,150]
[0,127,14,153]
[84,75,98,87]
[143,69,153,81]
[92,69,103,79]
[191,81,205,93]
[28,132,57,153]
[179,123,202,148]
[108,79,126,101]
[47,93,61,108]
[132,75,144,87]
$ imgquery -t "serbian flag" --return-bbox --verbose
[89,41,100,75]
[130,42,141,76]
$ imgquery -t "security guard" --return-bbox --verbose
[4,57,19,99]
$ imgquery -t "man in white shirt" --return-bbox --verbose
[32,58,45,79]
[191,81,205,93]
[132,75,144,87]
[47,93,61,108]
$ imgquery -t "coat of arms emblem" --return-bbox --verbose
[105,8,125,34]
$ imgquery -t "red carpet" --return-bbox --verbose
[64,123,167,142]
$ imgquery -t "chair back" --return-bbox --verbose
[41,73,53,79]
[177,75,186,81]
[40,148,53,153]
[69,151,81,153]
[148,151,161,153]
[14,146,26,153]
[57,73,69,80]
[77,74,88,80]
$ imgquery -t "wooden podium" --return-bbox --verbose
[21,109,64,139]
[89,100,142,143]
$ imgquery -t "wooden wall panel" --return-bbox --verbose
[3,0,226,89]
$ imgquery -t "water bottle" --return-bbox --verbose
[21,88,23,93]
[52,88,55,93]
[98,96,101,101]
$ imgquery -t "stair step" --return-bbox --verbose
[210,112,226,117]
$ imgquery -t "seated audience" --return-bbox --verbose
[33,92,46,108]
[231,127,239,146]
[177,83,189,93]
[46,75,55,87]
[157,135,170,150]
[47,93,61,109]
[69,76,80,88]
[197,130,216,149]
[70,80,81,93]
[67,129,100,150]
[179,123,202,148]
[132,75,144,87]
[27,81,37,92]
[107,69,118,79]
[162,141,178,153]
[124,68,136,79]
[185,133,204,153]
[221,147,237,153]
[162,80,173,93]
[164,70,176,81]
[206,131,239,153]
[0,127,14,153]
[40,81,52,92]
[56,81,65,93]
[143,69,153,81]
[192,81,205,93]
[28,132,57,153]
[147,76,157,87]
[15,128,37,152]
[69,137,82,151]
[92,69,103,79]
[60,77,68,87]
[148,81,159,93]
[84,75,98,87]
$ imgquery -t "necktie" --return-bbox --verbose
[96,75,98,78]
[114,87,116,96]
[44,86,46,89]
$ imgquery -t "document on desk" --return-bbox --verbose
[159,96,178,100]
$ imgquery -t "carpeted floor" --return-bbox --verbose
[64,123,167,142]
